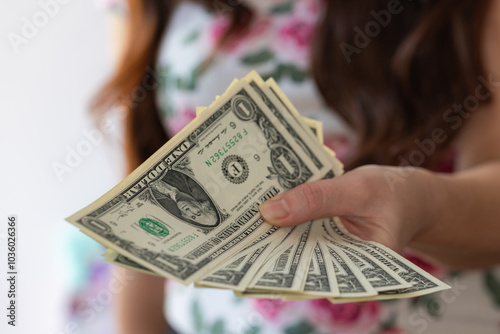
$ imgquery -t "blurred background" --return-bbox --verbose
[0,0,124,332]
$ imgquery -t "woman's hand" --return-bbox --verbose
[259,165,440,254]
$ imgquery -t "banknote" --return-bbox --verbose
[196,226,292,291]
[302,241,340,297]
[99,75,335,288]
[233,241,340,300]
[102,249,160,276]
[199,74,325,146]
[278,224,340,298]
[324,243,378,298]
[69,71,449,302]
[320,220,411,292]
[67,79,335,284]
[264,78,341,171]
[104,219,292,286]
[241,71,337,176]
[236,224,375,300]
[301,117,324,144]
[195,244,271,291]
[324,218,450,300]
[198,71,341,179]
[248,223,315,292]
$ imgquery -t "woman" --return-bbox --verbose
[95,0,500,333]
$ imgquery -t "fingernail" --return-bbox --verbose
[259,198,290,222]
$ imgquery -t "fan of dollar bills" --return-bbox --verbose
[67,71,449,302]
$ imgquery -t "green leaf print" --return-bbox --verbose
[288,64,307,83]
[262,64,287,82]
[243,325,261,334]
[269,1,294,14]
[484,270,500,307]
[176,77,189,90]
[232,294,245,304]
[210,319,225,334]
[380,312,397,330]
[261,71,279,82]
[183,30,200,45]
[426,297,444,318]
[410,294,443,319]
[156,65,174,119]
[157,65,170,90]
[410,293,429,308]
[262,64,308,83]
[192,300,204,332]
[241,49,274,65]
[284,321,315,334]
[176,63,203,91]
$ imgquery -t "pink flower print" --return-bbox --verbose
[209,16,271,55]
[209,17,230,46]
[309,299,381,334]
[430,149,456,173]
[272,15,316,67]
[280,20,312,48]
[403,253,444,278]
[252,299,294,320]
[293,0,324,18]
[324,135,353,163]
[166,278,180,289]
[305,0,322,15]
[377,328,410,334]
[167,108,197,135]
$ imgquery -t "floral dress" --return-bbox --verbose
[102,0,500,333]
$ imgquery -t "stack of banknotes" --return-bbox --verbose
[67,71,449,302]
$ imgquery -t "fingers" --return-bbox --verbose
[259,178,350,226]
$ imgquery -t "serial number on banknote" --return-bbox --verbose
[168,233,200,252]
[205,129,249,167]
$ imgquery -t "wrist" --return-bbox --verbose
[408,168,449,247]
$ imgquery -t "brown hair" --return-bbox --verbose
[93,0,491,172]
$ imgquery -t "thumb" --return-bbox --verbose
[259,178,351,227]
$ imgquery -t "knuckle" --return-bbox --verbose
[297,182,326,213]
[352,168,392,207]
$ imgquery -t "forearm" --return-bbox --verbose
[410,161,500,269]
[115,268,168,334]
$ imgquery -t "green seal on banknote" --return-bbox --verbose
[139,218,169,237]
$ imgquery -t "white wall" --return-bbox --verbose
[0,0,124,332]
